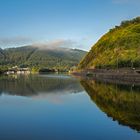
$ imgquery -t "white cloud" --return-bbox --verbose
[0,36,33,48]
[0,36,85,50]
[31,39,77,50]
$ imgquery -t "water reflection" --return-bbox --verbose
[0,74,83,97]
[0,74,140,139]
[81,79,140,132]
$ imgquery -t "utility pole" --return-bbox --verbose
[131,60,133,69]
[116,48,119,71]
[117,56,119,70]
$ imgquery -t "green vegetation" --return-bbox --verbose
[0,46,86,72]
[78,17,140,69]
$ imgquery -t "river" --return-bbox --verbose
[0,74,139,140]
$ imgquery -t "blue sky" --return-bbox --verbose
[0,0,140,50]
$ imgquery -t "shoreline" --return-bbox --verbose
[71,68,140,85]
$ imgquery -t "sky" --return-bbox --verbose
[0,0,140,51]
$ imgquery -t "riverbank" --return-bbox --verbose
[72,68,140,85]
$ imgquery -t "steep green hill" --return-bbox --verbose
[0,46,86,71]
[78,17,140,69]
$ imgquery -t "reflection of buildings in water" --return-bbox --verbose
[81,80,140,132]
[4,66,31,75]
[0,75,83,97]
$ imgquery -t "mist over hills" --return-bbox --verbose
[0,45,87,71]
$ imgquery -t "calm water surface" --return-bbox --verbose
[0,74,140,140]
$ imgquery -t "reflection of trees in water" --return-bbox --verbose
[81,80,140,132]
[0,75,83,96]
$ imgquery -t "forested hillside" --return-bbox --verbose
[0,46,86,71]
[78,17,140,69]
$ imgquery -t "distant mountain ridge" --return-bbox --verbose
[78,17,140,69]
[0,45,87,71]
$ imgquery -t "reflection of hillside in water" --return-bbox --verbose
[81,80,140,132]
[0,75,83,97]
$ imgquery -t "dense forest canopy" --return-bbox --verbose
[0,46,86,72]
